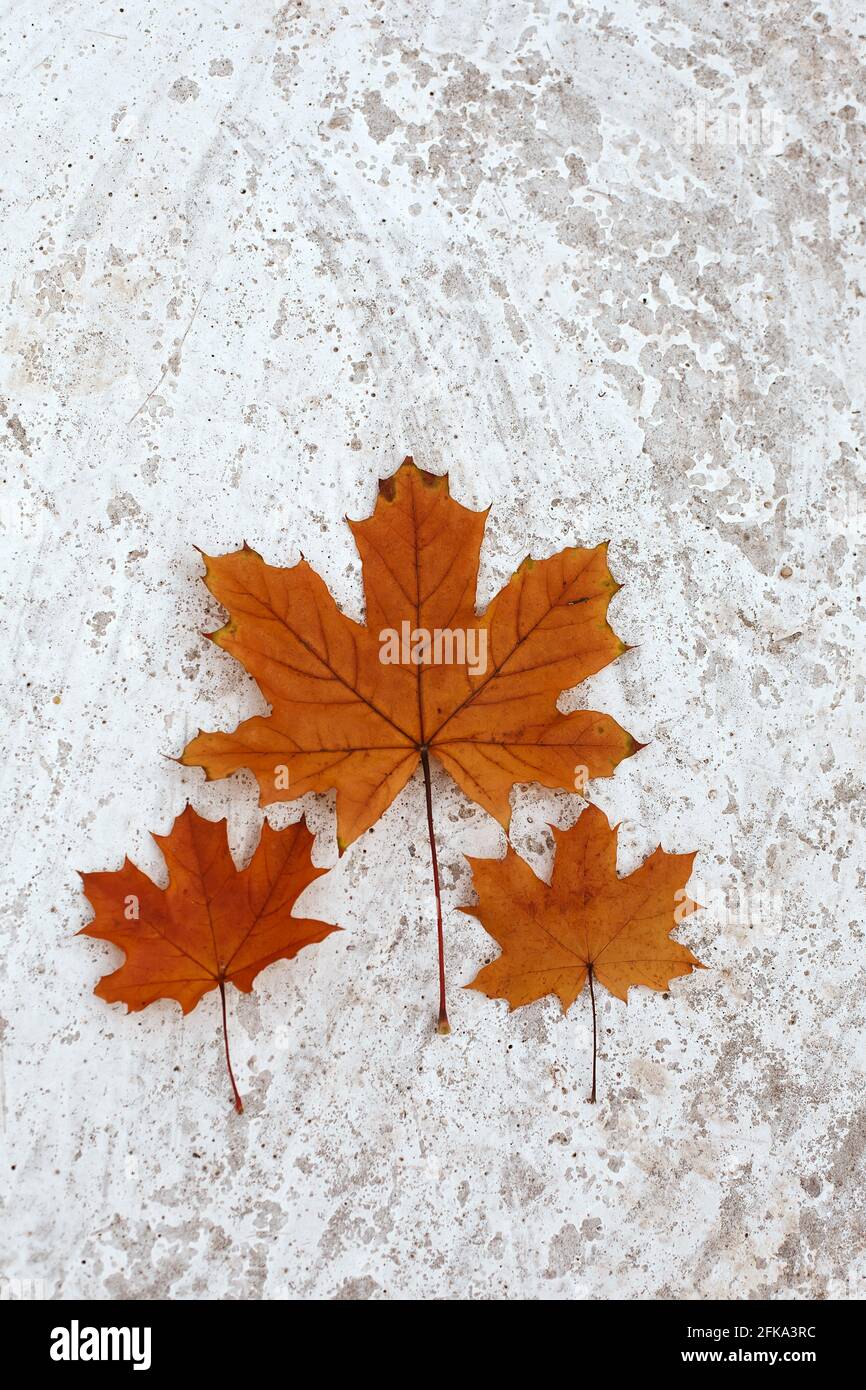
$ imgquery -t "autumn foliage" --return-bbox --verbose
[78,456,705,1109]
[79,808,337,1110]
[463,805,704,1098]
[180,458,639,848]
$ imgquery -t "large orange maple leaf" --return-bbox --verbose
[180,458,640,1029]
[79,807,338,1111]
[463,804,704,1099]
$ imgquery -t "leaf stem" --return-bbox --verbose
[420,747,450,1034]
[587,965,597,1104]
[218,979,244,1113]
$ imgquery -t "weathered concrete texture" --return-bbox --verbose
[1,1,864,1301]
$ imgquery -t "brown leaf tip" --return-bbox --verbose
[418,467,445,489]
[378,456,448,502]
[378,475,397,502]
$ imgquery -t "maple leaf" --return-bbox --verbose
[462,804,704,1100]
[180,457,640,1030]
[78,807,339,1112]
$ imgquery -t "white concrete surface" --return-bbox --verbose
[1,0,864,1300]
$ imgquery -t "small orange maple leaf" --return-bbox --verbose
[462,804,705,1100]
[179,458,640,1031]
[79,807,339,1112]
